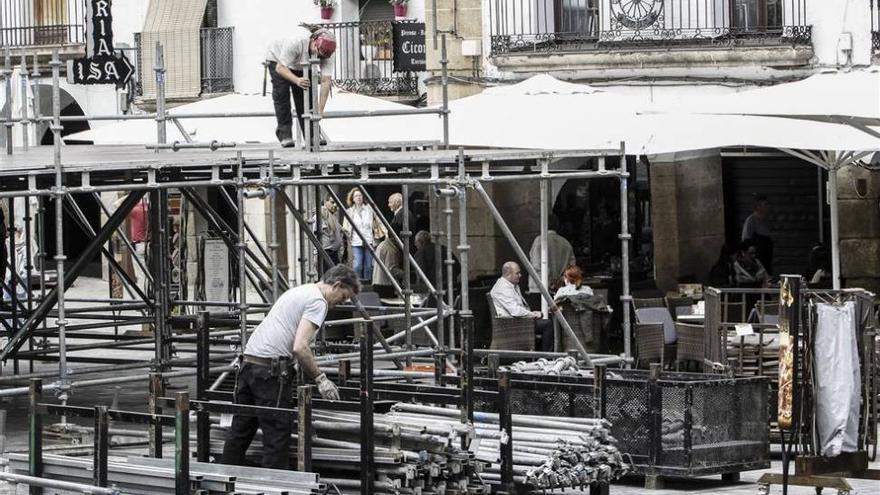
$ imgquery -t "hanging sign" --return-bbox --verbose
[67,0,134,87]
[392,22,426,72]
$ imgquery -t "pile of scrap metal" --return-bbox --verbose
[211,408,490,494]
[3,453,323,494]
[388,403,630,491]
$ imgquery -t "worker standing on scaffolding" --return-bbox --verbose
[220,264,359,468]
[265,26,337,147]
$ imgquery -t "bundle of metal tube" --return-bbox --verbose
[210,408,490,494]
[499,356,621,378]
[389,403,629,491]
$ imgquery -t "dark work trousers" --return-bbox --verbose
[268,62,307,143]
[536,318,554,352]
[221,362,294,469]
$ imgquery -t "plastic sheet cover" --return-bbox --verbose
[814,302,861,457]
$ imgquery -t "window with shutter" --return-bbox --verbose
[140,0,208,99]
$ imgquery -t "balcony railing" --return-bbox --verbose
[0,0,86,47]
[134,27,234,98]
[489,0,811,55]
[322,19,419,97]
[872,0,880,52]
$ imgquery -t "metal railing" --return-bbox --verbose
[134,27,234,97]
[0,0,85,47]
[872,0,880,52]
[322,19,419,97]
[489,0,811,55]
[199,26,234,94]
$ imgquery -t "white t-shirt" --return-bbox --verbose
[245,284,328,359]
[265,27,336,75]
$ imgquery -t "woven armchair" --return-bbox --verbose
[486,294,535,351]
[634,322,666,368]
[633,297,666,310]
[666,296,695,317]
[634,307,678,369]
[558,304,599,353]
[675,322,705,371]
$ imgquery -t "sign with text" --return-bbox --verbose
[68,0,134,87]
[392,22,426,72]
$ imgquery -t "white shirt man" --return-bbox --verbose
[221,265,359,468]
[490,262,541,318]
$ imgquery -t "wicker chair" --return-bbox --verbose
[675,322,705,371]
[633,297,666,310]
[486,294,535,351]
[666,296,695,318]
[558,304,599,354]
[634,307,677,368]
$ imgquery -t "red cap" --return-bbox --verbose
[313,29,337,58]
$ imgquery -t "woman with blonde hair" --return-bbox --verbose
[341,188,385,282]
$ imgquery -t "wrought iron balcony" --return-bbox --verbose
[0,0,86,48]
[321,19,419,98]
[134,27,234,98]
[489,0,811,56]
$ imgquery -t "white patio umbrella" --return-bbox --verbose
[668,67,880,289]
[64,91,437,145]
[445,74,879,154]
[443,74,880,289]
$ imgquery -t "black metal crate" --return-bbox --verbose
[473,368,770,478]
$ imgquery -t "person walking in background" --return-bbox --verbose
[313,195,342,271]
[388,192,416,252]
[528,215,575,294]
[741,194,773,275]
[342,188,384,282]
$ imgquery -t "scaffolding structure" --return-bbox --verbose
[0,33,634,495]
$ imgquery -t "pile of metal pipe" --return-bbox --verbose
[4,453,323,494]
[389,403,629,491]
[210,408,489,494]
[499,356,623,378]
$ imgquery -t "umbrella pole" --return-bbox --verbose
[829,165,841,290]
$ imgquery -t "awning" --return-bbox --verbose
[140,0,208,99]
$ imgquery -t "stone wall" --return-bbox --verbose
[424,0,484,105]
[650,152,726,292]
[838,166,880,293]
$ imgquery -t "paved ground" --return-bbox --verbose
[1,277,878,494]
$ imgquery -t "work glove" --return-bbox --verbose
[315,373,340,401]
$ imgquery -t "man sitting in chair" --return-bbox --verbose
[489,261,555,351]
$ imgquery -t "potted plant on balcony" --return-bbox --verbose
[315,0,336,20]
[389,0,409,18]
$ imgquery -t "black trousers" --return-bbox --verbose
[536,318,554,352]
[221,362,294,469]
[268,62,306,142]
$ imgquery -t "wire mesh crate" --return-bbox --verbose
[474,368,770,478]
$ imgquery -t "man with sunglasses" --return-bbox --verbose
[265,27,337,147]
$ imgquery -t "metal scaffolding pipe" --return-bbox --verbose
[0,365,232,398]
[0,471,121,495]
[616,147,632,358]
[50,48,69,398]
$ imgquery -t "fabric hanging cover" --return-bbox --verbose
[814,301,861,457]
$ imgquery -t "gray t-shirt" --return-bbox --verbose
[245,284,328,359]
[265,27,336,75]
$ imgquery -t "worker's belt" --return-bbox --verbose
[242,354,289,368]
